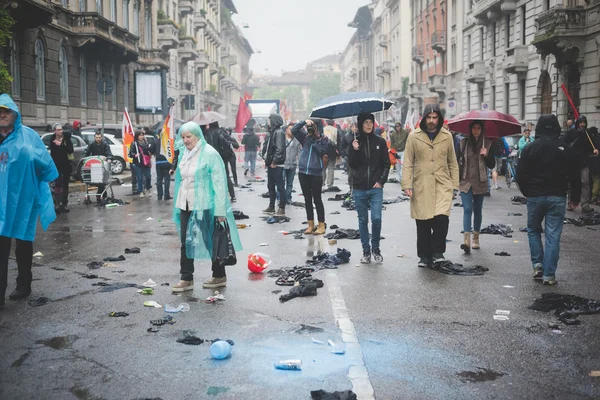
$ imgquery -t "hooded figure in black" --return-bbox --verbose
[516,114,581,285]
[205,121,236,202]
[261,114,287,215]
[348,112,390,264]
[401,104,459,267]
[564,115,599,213]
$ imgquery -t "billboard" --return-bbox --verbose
[134,70,166,114]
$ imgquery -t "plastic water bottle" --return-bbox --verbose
[210,340,232,360]
[274,359,302,370]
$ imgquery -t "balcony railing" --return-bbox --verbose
[428,74,446,93]
[194,51,209,69]
[378,34,388,48]
[138,48,169,69]
[431,31,446,53]
[412,46,424,64]
[533,7,586,45]
[466,60,486,83]
[382,61,391,74]
[179,0,193,16]
[157,21,180,50]
[178,37,198,61]
[503,45,528,73]
[409,82,425,98]
[193,12,207,30]
[472,0,517,22]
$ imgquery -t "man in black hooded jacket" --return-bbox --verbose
[204,121,236,202]
[516,114,581,285]
[261,114,287,216]
[565,115,599,213]
[349,112,390,264]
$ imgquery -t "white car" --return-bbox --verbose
[80,131,129,175]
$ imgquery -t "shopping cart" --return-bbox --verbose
[81,156,114,204]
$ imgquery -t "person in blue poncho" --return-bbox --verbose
[0,94,58,305]
[171,122,242,292]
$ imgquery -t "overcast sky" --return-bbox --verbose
[231,0,370,76]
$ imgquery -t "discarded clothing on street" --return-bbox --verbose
[108,312,129,317]
[261,192,270,198]
[248,179,266,183]
[426,260,489,276]
[124,247,140,254]
[330,211,341,215]
[103,255,126,262]
[453,203,463,207]
[528,293,600,325]
[382,196,410,204]
[27,297,52,307]
[311,389,358,400]
[481,224,513,237]
[330,225,339,229]
[341,197,355,211]
[87,261,106,269]
[307,248,351,268]
[263,216,291,224]
[94,282,141,292]
[104,197,128,205]
[233,210,249,220]
[511,196,527,205]
[507,212,523,216]
[564,212,600,227]
[150,315,175,326]
[82,273,99,279]
[291,201,308,208]
[494,252,511,256]
[323,186,342,192]
[268,266,317,286]
[177,335,205,345]
[328,194,347,202]
[294,234,304,239]
[387,178,400,184]
[324,229,361,240]
[279,278,324,303]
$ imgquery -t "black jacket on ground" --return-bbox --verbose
[50,132,74,171]
[241,132,261,152]
[261,114,286,166]
[83,139,113,160]
[348,129,390,190]
[516,114,581,203]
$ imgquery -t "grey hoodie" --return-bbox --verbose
[284,136,301,170]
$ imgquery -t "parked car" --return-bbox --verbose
[40,133,87,178]
[82,124,157,149]
[79,131,128,175]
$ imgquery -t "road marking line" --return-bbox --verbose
[326,270,375,400]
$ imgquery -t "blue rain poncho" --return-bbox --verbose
[172,122,242,259]
[0,94,58,241]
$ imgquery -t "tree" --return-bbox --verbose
[0,9,15,94]
[308,73,341,112]
[253,85,282,100]
[281,86,305,112]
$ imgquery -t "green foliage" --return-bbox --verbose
[401,77,409,96]
[0,9,15,94]
[209,84,217,93]
[178,24,186,36]
[308,73,341,112]
[200,9,207,17]
[253,85,282,100]
[158,19,180,29]
[157,9,167,21]
[282,86,305,110]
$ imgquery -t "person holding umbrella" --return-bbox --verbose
[456,121,496,253]
[402,104,459,267]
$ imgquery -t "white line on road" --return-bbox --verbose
[326,270,375,400]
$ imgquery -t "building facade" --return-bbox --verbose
[3,0,251,130]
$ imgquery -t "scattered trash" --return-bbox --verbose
[259,243,269,247]
[457,368,505,383]
[514,241,519,243]
[265,216,292,224]
[519,227,528,232]
[177,335,204,345]
[481,224,513,237]
[233,210,250,220]
[142,279,157,288]
[138,288,154,295]
[147,327,159,333]
[327,340,336,347]
[551,330,565,335]
[210,340,232,359]
[105,203,118,208]
[496,310,510,315]
[124,247,141,254]
[311,339,325,345]
[329,224,339,229]
[236,224,249,229]
[108,312,129,317]
[330,211,341,215]
[382,196,410,204]
[95,282,140,292]
[528,293,600,325]
[164,303,190,313]
[143,301,162,308]
[502,285,514,288]
[453,203,463,207]
[274,359,302,370]
[150,315,175,326]
[103,255,126,262]
[82,273,98,279]
[280,279,323,302]
[146,217,154,221]
[331,348,346,355]
[248,253,271,273]
[27,297,51,307]
[205,292,225,303]
[494,252,511,256]
[494,315,509,321]
[564,212,600,227]
[324,229,360,240]
[323,186,342,192]
[161,283,170,286]
[507,212,523,216]
[589,371,600,377]
[511,196,527,205]
[425,260,489,276]
[328,239,338,245]
[294,234,305,239]
[87,261,105,269]
[310,390,357,400]
[271,290,282,294]
[307,249,351,268]
[397,254,408,258]
[33,252,44,257]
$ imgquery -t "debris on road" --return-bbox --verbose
[28,297,52,307]
[511,196,527,205]
[177,335,204,345]
[82,273,99,279]
[108,312,129,317]
[279,279,323,302]
[264,216,292,224]
[233,210,249,220]
[528,293,600,325]
[143,301,162,308]
[481,224,513,237]
[137,288,154,295]
[150,315,175,326]
[142,279,157,288]
[324,229,360,240]
[311,339,325,345]
[124,247,140,254]
[146,217,154,221]
[33,252,44,257]
[103,255,126,262]
[564,212,600,227]
[507,212,523,216]
[425,260,489,276]
[323,186,342,192]
[205,293,225,303]
[87,261,105,269]
[248,253,270,273]
[310,389,357,400]
[274,359,302,370]
[494,252,511,256]
[210,340,232,359]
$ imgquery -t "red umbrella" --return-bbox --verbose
[448,110,522,137]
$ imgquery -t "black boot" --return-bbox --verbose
[9,285,31,300]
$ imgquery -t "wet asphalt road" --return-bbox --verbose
[1,164,600,400]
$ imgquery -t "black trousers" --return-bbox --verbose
[228,156,238,185]
[0,236,34,297]
[267,166,286,208]
[179,210,225,281]
[416,215,449,259]
[156,167,171,198]
[224,160,236,199]
[299,173,325,222]
[56,167,71,205]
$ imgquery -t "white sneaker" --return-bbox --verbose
[140,192,145,198]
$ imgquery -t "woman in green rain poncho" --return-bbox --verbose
[172,122,242,291]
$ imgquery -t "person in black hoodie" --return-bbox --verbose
[516,114,581,285]
[348,112,390,264]
[204,121,236,202]
[153,128,173,200]
[82,132,114,203]
[49,123,74,213]
[564,115,599,213]
[261,113,287,216]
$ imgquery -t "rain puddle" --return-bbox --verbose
[294,324,324,334]
[36,335,79,350]
[457,367,505,383]
[207,387,230,396]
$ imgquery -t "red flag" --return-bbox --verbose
[235,97,252,133]
[244,92,253,101]
[561,84,579,120]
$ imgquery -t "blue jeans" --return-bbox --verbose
[284,168,296,203]
[133,165,151,193]
[353,188,383,254]
[460,189,484,232]
[245,151,257,174]
[527,196,566,279]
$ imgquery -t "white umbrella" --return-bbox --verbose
[189,111,226,125]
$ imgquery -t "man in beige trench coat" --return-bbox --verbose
[402,104,459,267]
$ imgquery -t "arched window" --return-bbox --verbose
[123,67,129,109]
[35,39,45,100]
[8,38,20,96]
[59,45,69,103]
[80,55,87,106]
[111,65,117,109]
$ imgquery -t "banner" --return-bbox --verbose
[235,97,252,133]
[122,108,135,162]
[160,103,175,163]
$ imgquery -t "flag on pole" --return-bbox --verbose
[122,108,135,162]
[235,97,252,133]
[160,104,175,163]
